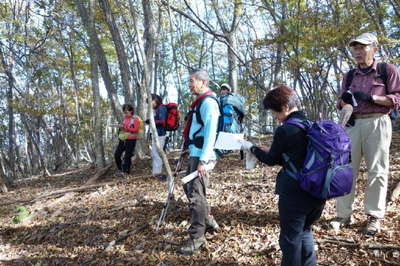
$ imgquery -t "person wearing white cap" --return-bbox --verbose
[220,83,231,96]
[332,32,400,235]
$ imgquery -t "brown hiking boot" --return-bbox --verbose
[177,236,206,255]
[205,215,220,233]
[364,215,381,235]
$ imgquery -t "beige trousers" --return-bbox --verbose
[336,114,391,219]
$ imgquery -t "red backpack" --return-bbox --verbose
[164,103,180,131]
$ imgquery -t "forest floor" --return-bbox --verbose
[0,133,400,266]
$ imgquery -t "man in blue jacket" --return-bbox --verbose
[178,69,220,255]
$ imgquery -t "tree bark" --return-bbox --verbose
[128,0,153,159]
[89,0,106,168]
[98,0,133,104]
[0,42,16,182]
[75,0,122,120]
[211,0,243,93]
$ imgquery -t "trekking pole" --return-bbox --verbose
[156,140,187,230]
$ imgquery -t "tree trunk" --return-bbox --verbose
[89,0,106,168]
[141,0,174,191]
[0,162,8,192]
[75,0,122,120]
[0,43,16,182]
[6,76,15,179]
[211,0,242,93]
[98,0,132,104]
[128,0,155,159]
[227,34,238,93]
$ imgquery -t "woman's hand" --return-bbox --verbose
[239,139,254,151]
[259,146,269,152]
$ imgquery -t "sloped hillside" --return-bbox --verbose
[0,133,399,265]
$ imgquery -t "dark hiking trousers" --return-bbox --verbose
[114,139,136,174]
[183,157,212,239]
[278,194,325,266]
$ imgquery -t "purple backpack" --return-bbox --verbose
[283,118,353,199]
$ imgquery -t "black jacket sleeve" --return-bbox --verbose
[252,127,286,166]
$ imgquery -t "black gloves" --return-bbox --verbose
[145,119,150,125]
[353,91,373,103]
[341,91,354,105]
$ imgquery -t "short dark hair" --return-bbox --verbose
[263,85,300,112]
[122,103,134,113]
[151,93,163,106]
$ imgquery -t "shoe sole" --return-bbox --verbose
[177,249,201,255]
[177,243,204,255]
[205,226,220,233]
[364,228,381,235]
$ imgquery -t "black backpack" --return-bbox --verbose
[345,62,398,121]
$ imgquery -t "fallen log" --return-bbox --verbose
[85,164,113,185]
[103,215,159,253]
[22,192,77,225]
[104,222,150,252]
[34,180,120,200]
[3,174,150,206]
[2,181,118,206]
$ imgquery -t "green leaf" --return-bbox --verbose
[12,205,30,224]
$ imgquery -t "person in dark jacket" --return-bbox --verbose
[240,85,326,266]
[147,94,168,180]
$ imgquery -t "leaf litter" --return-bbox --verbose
[0,133,399,265]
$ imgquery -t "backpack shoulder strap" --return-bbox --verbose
[191,95,219,140]
[345,69,356,91]
[195,95,219,126]
[284,118,310,131]
[377,62,388,92]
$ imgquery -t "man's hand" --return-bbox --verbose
[339,99,346,108]
[341,91,354,105]
[353,91,373,102]
[239,139,254,151]
[197,163,208,178]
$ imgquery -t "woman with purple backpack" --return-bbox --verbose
[240,85,326,266]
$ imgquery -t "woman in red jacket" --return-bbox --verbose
[114,104,141,174]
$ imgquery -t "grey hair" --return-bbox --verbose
[288,91,301,109]
[189,68,209,82]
